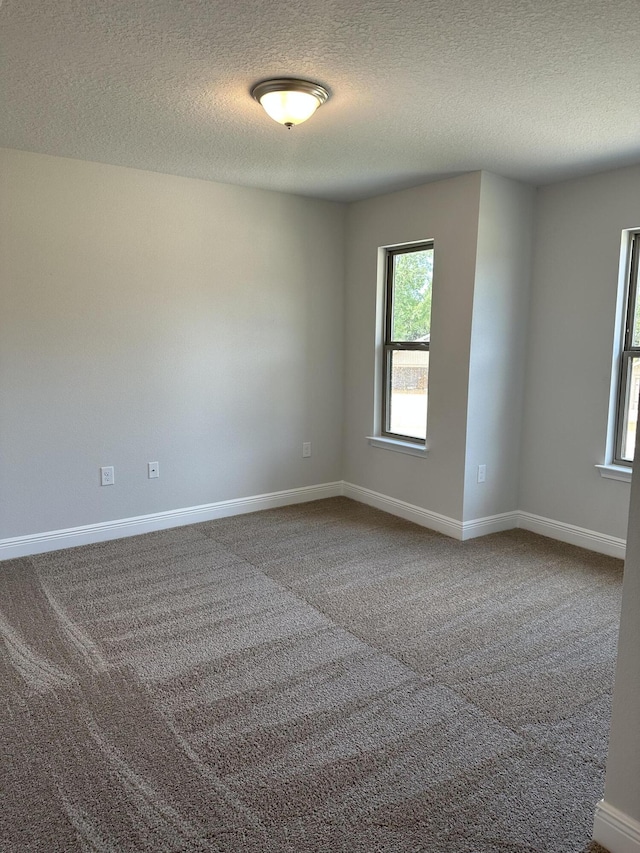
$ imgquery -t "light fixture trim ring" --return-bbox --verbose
[251,78,330,107]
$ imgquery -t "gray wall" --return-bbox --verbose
[0,148,345,538]
[519,165,640,538]
[343,170,534,526]
[463,172,534,522]
[1,147,635,546]
[343,172,482,521]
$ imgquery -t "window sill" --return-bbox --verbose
[595,463,632,483]
[367,436,428,458]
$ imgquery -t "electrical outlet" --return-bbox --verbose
[302,442,312,458]
[148,461,159,479]
[477,464,486,484]
[100,466,114,486]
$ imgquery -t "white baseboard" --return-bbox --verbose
[0,482,343,561]
[342,484,518,541]
[342,482,464,539]
[341,483,625,557]
[593,800,640,853]
[518,511,626,560]
[461,511,520,540]
[1,480,626,561]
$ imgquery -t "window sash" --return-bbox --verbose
[382,344,430,441]
[615,352,640,465]
[384,245,432,348]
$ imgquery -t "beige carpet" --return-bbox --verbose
[0,497,621,852]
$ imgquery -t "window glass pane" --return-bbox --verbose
[388,350,428,440]
[391,248,433,342]
[622,356,640,462]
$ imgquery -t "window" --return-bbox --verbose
[614,232,640,465]
[381,242,434,444]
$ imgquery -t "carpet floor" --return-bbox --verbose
[0,497,621,852]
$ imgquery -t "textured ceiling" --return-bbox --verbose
[2,0,640,201]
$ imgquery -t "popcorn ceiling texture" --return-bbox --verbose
[1,0,639,200]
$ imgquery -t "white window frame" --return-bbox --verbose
[598,230,640,481]
[367,239,435,458]
[613,231,640,467]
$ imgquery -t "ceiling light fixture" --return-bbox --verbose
[251,78,330,128]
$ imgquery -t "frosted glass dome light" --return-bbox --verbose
[251,79,330,128]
